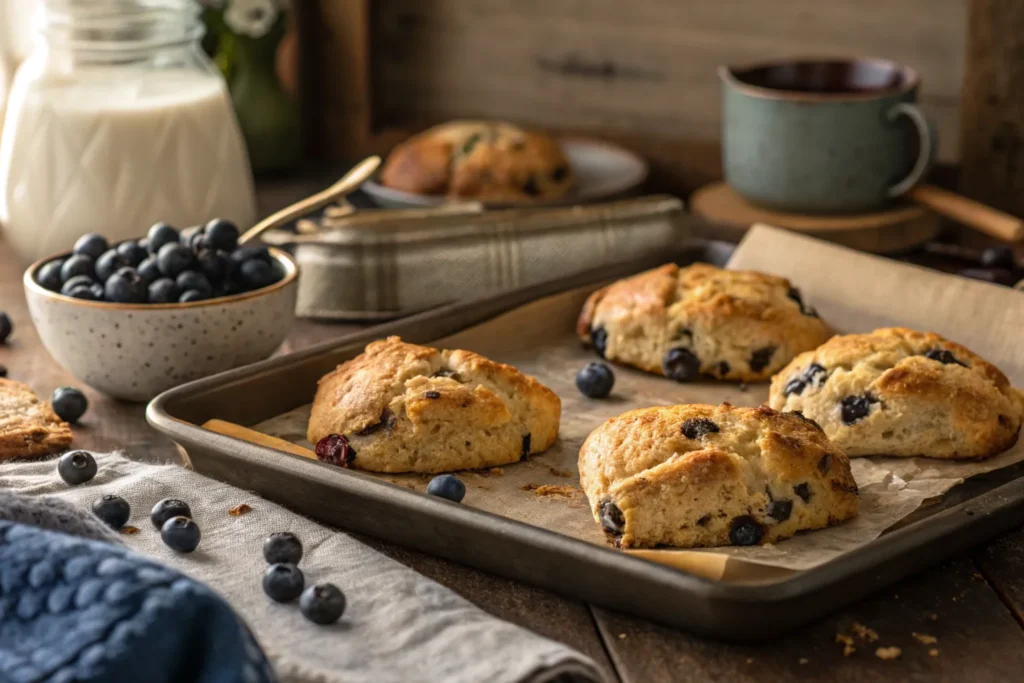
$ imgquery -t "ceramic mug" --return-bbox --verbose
[719,58,935,214]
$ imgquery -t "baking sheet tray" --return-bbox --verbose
[148,228,1024,639]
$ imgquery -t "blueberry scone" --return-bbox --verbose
[577,263,833,382]
[769,327,1023,460]
[578,403,858,549]
[379,120,573,202]
[307,336,561,473]
[0,378,73,460]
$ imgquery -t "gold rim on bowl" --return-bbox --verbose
[23,247,299,310]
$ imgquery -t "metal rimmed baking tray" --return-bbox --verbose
[148,233,1024,639]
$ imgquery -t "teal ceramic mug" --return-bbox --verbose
[720,58,935,214]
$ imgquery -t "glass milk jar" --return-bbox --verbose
[0,0,257,262]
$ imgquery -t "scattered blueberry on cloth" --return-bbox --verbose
[0,453,606,683]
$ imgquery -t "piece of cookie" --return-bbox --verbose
[307,336,561,473]
[769,327,1023,460]
[380,120,573,202]
[577,263,833,383]
[578,403,858,549]
[0,378,73,460]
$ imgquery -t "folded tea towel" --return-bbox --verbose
[0,515,276,683]
[0,453,606,683]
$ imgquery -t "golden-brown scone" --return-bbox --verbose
[307,336,561,473]
[578,403,858,549]
[769,327,1023,460]
[0,378,73,460]
[379,120,573,202]
[577,263,833,382]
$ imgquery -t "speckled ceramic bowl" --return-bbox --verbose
[24,248,298,402]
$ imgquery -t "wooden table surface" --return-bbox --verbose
[4,179,1024,683]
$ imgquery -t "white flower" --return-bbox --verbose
[224,0,279,38]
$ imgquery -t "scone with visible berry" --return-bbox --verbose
[577,263,833,382]
[307,336,561,473]
[769,327,1023,460]
[380,120,573,202]
[578,403,858,549]
[0,378,73,460]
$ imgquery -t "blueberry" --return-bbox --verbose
[73,233,108,261]
[748,346,777,373]
[300,583,346,625]
[57,450,97,485]
[787,287,819,317]
[599,501,625,535]
[662,347,701,382]
[52,386,88,422]
[137,256,162,284]
[980,245,1015,269]
[104,267,148,303]
[924,348,968,367]
[148,278,180,304]
[0,313,10,343]
[426,474,466,502]
[240,259,277,290]
[116,240,148,267]
[229,246,271,268]
[681,417,719,439]
[590,326,608,358]
[92,494,130,529]
[263,563,305,602]
[766,499,792,522]
[728,516,764,546]
[150,498,192,529]
[138,238,149,252]
[840,394,878,425]
[176,270,213,298]
[36,261,65,291]
[315,434,356,467]
[157,243,196,278]
[179,290,207,303]
[147,222,179,254]
[60,275,95,296]
[794,482,812,503]
[95,249,128,282]
[60,254,95,282]
[161,516,201,553]
[204,219,240,251]
[179,225,203,247]
[67,286,99,301]
[193,249,227,284]
[783,363,828,397]
[521,433,531,460]
[90,283,105,300]
[575,362,615,398]
[263,532,303,565]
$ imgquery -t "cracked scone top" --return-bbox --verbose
[578,403,858,549]
[307,337,561,473]
[0,378,72,460]
[577,263,833,382]
[769,327,1024,459]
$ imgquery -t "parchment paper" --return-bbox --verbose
[254,225,1024,575]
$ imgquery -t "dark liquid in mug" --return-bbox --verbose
[733,60,909,94]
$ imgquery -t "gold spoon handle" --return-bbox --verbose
[238,155,382,245]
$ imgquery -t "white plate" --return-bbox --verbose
[361,137,649,209]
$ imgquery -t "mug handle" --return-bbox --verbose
[886,102,937,198]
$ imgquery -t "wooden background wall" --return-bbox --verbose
[302,0,978,197]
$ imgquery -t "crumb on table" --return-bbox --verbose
[852,622,879,642]
[120,526,140,535]
[875,646,902,661]
[912,632,938,645]
[929,648,940,657]
[521,483,578,497]
[229,503,253,516]
[548,466,573,478]
[835,633,856,656]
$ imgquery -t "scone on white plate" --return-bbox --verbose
[307,336,561,473]
[578,402,858,549]
[769,327,1024,460]
[577,263,833,383]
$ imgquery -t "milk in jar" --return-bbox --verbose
[0,0,256,263]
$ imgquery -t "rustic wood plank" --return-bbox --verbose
[974,528,1024,626]
[371,0,964,162]
[593,556,1024,683]
[958,0,1024,217]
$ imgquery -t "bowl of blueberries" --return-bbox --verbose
[24,219,298,402]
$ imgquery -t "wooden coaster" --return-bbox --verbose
[690,182,939,253]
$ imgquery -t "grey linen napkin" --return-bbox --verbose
[0,453,605,683]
